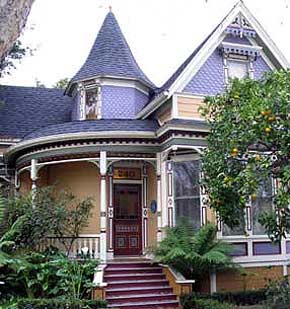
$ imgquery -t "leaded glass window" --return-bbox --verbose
[174,160,201,230]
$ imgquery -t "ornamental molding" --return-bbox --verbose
[220,42,262,59]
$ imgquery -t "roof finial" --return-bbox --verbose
[109,5,112,12]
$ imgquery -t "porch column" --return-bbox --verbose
[142,163,148,251]
[156,153,162,242]
[167,161,175,227]
[100,151,107,262]
[30,159,38,207]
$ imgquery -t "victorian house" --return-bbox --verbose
[0,1,289,306]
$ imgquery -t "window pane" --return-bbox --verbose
[174,161,201,230]
[175,198,201,231]
[174,161,200,197]
[85,88,99,119]
[228,60,248,79]
[252,178,273,235]
[223,218,245,236]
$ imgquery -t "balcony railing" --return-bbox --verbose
[39,234,101,259]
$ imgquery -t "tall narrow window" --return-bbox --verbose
[174,160,201,230]
[252,178,273,235]
[85,87,101,119]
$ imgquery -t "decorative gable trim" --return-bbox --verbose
[171,2,289,95]
[220,42,262,58]
[138,1,289,120]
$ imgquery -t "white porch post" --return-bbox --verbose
[30,159,38,207]
[100,151,107,263]
[156,153,162,242]
[161,159,168,231]
[142,163,148,252]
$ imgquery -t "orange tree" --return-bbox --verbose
[200,70,290,241]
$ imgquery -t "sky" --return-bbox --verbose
[1,0,290,88]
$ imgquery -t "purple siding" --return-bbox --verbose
[71,92,80,121]
[223,34,252,45]
[253,242,281,255]
[254,56,271,80]
[102,86,148,119]
[183,49,224,95]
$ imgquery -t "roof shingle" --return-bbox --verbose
[70,12,155,89]
[0,86,72,139]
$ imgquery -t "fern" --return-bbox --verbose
[154,221,235,280]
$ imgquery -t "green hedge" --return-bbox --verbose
[212,289,267,305]
[16,299,108,309]
[181,294,231,309]
[181,290,266,308]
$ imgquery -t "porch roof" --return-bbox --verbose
[23,119,160,141]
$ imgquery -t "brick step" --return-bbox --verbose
[107,293,177,304]
[107,279,169,288]
[107,300,179,309]
[106,286,173,296]
[105,267,163,274]
[105,273,165,281]
[107,262,155,269]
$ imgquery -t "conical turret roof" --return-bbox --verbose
[71,11,155,88]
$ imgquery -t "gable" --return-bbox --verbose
[182,33,272,96]
[137,1,289,119]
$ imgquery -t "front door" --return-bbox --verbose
[114,184,142,256]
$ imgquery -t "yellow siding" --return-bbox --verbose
[156,104,172,125]
[177,96,204,119]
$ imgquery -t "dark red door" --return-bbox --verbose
[114,184,142,256]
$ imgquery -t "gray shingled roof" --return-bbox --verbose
[0,86,72,139]
[70,12,155,89]
[23,119,159,141]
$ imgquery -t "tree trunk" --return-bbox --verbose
[0,0,34,60]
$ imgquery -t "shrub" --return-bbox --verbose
[212,289,267,305]
[265,277,290,308]
[0,249,98,299]
[154,221,234,280]
[181,293,231,309]
[16,299,107,309]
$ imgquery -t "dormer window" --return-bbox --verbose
[78,84,102,120]
[85,87,101,119]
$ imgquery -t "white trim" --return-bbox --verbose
[100,78,149,95]
[113,179,142,184]
[136,91,169,119]
[173,34,226,94]
[6,131,156,157]
[248,37,276,71]
[138,1,289,118]
[175,92,205,99]
[172,93,178,118]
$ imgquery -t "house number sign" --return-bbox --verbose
[113,168,141,180]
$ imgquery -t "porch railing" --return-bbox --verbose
[40,234,101,259]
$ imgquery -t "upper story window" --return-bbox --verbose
[85,87,101,119]
[79,85,101,120]
[228,58,249,80]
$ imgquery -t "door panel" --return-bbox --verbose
[114,184,142,255]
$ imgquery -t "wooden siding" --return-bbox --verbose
[216,266,283,292]
[177,96,204,119]
[156,102,172,125]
